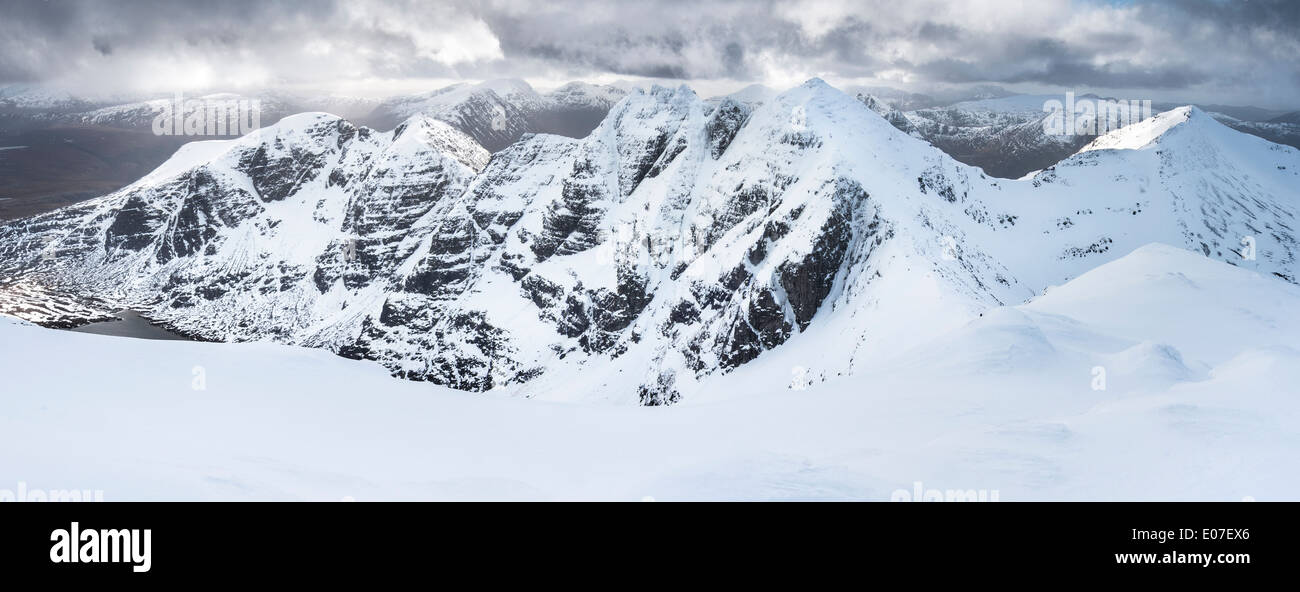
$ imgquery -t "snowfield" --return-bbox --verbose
[3,243,1296,501]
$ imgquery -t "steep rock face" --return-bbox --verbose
[3,82,1298,406]
[855,94,918,136]
[334,80,1035,402]
[703,98,752,159]
[356,96,1293,404]
[346,133,582,389]
[0,111,489,347]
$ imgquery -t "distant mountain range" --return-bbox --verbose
[361,79,626,150]
[1,79,628,143]
[0,80,625,220]
[5,80,1298,219]
[849,92,1300,178]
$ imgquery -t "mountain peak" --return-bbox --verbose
[613,84,699,115]
[391,113,490,170]
[801,77,832,90]
[765,76,886,127]
[269,110,348,127]
[715,83,775,108]
[475,78,538,100]
[544,81,625,106]
[1078,105,1205,153]
[639,83,697,100]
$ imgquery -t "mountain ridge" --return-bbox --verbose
[1,79,1296,404]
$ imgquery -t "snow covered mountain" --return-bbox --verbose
[859,92,1300,179]
[65,93,288,133]
[0,111,489,333]
[856,93,1116,178]
[0,82,622,228]
[529,81,629,139]
[1,80,626,145]
[1,80,1296,406]
[1206,112,1300,152]
[2,90,384,135]
[364,79,626,150]
[85,92,377,129]
[0,84,94,112]
[1272,111,1300,125]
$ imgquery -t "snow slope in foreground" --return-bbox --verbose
[1,244,1296,501]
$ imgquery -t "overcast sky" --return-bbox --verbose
[1,0,1297,109]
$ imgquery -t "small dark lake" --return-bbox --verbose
[68,310,190,340]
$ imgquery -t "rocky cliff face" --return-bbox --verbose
[0,111,488,345]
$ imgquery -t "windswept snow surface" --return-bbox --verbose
[2,244,1296,501]
[1078,106,1194,153]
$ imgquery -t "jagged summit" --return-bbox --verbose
[390,113,491,171]
[619,83,698,103]
[544,81,626,109]
[365,78,629,150]
[800,77,834,90]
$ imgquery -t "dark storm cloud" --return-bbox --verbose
[91,37,112,56]
[477,5,890,81]
[480,6,757,79]
[1154,0,1299,33]
[909,36,1209,89]
[1006,59,1209,90]
[0,0,1295,107]
[0,0,325,80]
